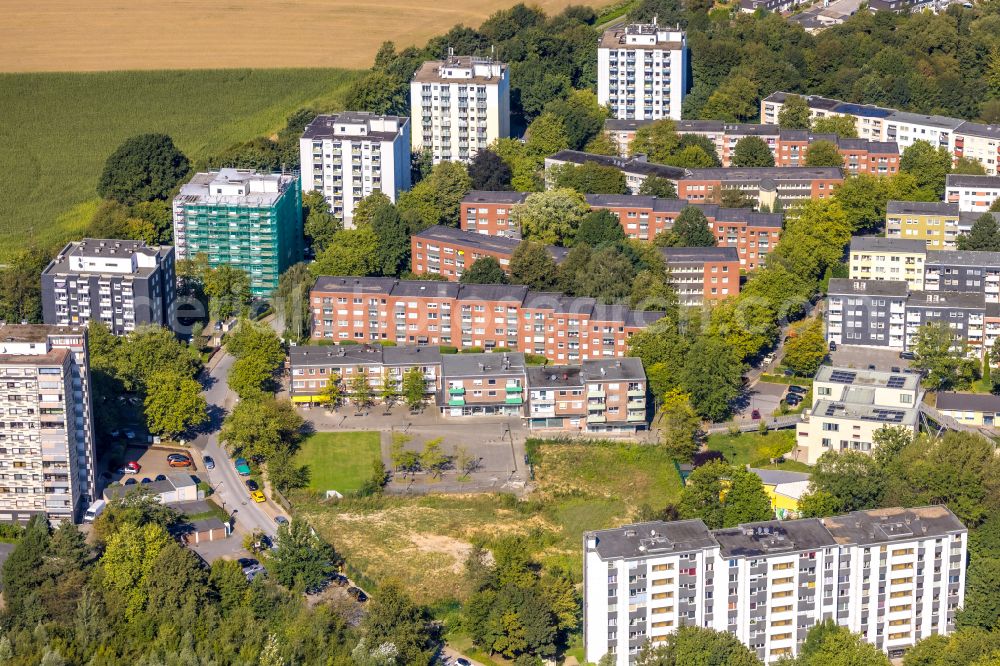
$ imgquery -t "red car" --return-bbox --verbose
[751,409,761,420]
[118,461,141,474]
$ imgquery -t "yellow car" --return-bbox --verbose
[250,490,266,503]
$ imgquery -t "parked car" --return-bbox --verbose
[788,385,807,395]
[242,564,266,581]
[123,478,137,486]
[347,586,368,603]
[455,659,472,666]
[234,458,251,475]
[118,461,141,475]
[237,557,259,569]
[785,394,802,407]
[891,366,901,373]
[245,479,259,492]
[203,455,215,470]
[140,477,152,484]
[867,364,877,370]
[84,499,107,523]
[167,453,192,468]
[829,341,837,351]
[751,409,761,420]
[900,351,916,360]
[274,516,289,526]
[250,490,266,503]
[762,353,775,365]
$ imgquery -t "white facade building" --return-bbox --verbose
[410,54,510,164]
[0,324,96,524]
[299,112,411,227]
[598,20,689,121]
[797,366,921,465]
[945,174,1000,213]
[584,505,966,665]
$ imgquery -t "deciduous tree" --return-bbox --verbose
[469,149,513,191]
[658,389,701,461]
[310,226,380,277]
[268,519,337,591]
[460,257,509,284]
[143,370,208,438]
[811,115,857,137]
[402,367,427,411]
[672,207,716,247]
[731,136,775,168]
[781,318,827,376]
[575,210,626,248]
[552,162,628,194]
[512,188,589,245]
[678,460,728,529]
[804,140,844,167]
[97,134,190,204]
[350,371,373,411]
[639,175,677,198]
[778,94,811,129]
[509,241,559,290]
[723,468,773,527]
[900,140,953,198]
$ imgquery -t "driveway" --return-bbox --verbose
[190,352,285,539]
[736,381,789,422]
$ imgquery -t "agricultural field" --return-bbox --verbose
[293,431,382,495]
[294,439,683,605]
[0,68,360,260]
[0,0,611,73]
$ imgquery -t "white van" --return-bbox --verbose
[83,499,106,523]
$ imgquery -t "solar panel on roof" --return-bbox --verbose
[886,376,907,388]
[829,371,857,384]
[872,409,905,423]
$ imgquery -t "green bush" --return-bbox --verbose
[439,346,458,354]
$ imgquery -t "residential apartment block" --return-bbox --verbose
[41,239,175,335]
[597,20,688,121]
[0,324,96,524]
[299,112,411,227]
[441,352,527,417]
[527,358,647,432]
[677,166,843,208]
[587,195,782,268]
[935,391,1000,427]
[172,169,302,297]
[410,54,510,163]
[885,201,966,249]
[409,226,566,281]
[796,365,921,464]
[287,343,442,404]
[660,247,741,304]
[761,92,1000,175]
[849,237,928,290]
[545,151,687,195]
[460,191,528,237]
[826,278,990,355]
[945,174,1000,213]
[584,505,966,664]
[309,277,665,361]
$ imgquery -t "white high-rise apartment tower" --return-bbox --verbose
[410,52,510,164]
[0,324,97,524]
[598,19,689,121]
[584,506,966,665]
[300,112,411,228]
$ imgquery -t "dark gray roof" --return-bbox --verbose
[585,195,783,226]
[441,352,527,377]
[604,118,656,132]
[312,276,398,294]
[526,366,583,388]
[455,283,528,302]
[662,246,740,262]
[581,358,645,382]
[675,120,779,136]
[714,519,836,558]
[936,391,1000,413]
[956,122,1000,140]
[946,174,1000,189]
[959,211,1000,229]
[462,190,530,205]
[886,111,965,131]
[547,150,688,180]
[520,291,596,314]
[777,129,837,143]
[815,365,920,390]
[301,112,407,141]
[382,345,443,366]
[906,290,985,310]
[684,166,843,181]
[414,225,520,253]
[762,92,843,111]
[588,520,717,560]
[187,517,228,533]
[886,200,958,216]
[850,236,927,253]
[823,506,966,546]
[827,278,909,297]
[289,343,442,368]
[927,248,1000,267]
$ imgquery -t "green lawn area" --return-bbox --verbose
[0,68,361,260]
[294,439,684,606]
[707,430,811,472]
[294,431,381,495]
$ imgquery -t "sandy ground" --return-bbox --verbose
[0,0,609,72]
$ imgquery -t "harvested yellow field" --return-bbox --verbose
[0,0,608,73]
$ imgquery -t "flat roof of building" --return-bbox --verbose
[301,112,407,142]
[946,174,1000,189]
[956,121,1000,140]
[823,505,966,546]
[811,398,919,426]
[581,357,645,382]
[714,518,837,558]
[441,352,527,377]
[662,246,740,263]
[313,276,399,295]
[907,290,985,309]
[762,91,843,111]
[684,166,843,181]
[412,56,507,84]
[599,25,685,50]
[526,365,583,389]
[827,278,909,297]
[462,190,530,205]
[455,283,529,302]
[588,519,717,560]
[0,323,63,344]
[815,365,921,391]
[748,468,812,486]
[290,343,442,367]
[604,118,657,132]
[585,195,783,226]
[936,391,1000,413]
[414,225,521,253]
[43,238,171,278]
[547,151,688,180]
[850,236,927,253]
[886,200,958,216]
[886,111,965,131]
[176,168,297,206]
[675,120,780,136]
[927,248,1000,267]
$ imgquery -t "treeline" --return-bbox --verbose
[0,494,438,665]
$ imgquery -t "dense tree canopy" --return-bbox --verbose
[97,134,190,204]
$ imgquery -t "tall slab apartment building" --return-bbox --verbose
[0,324,96,523]
[410,53,510,164]
[172,168,302,297]
[299,112,411,228]
[598,19,689,121]
[585,506,967,665]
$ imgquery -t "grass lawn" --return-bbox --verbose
[294,439,684,606]
[0,68,361,260]
[707,430,811,472]
[294,431,381,495]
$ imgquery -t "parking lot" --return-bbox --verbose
[103,445,201,488]
[830,346,913,373]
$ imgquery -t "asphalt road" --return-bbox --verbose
[191,351,279,539]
